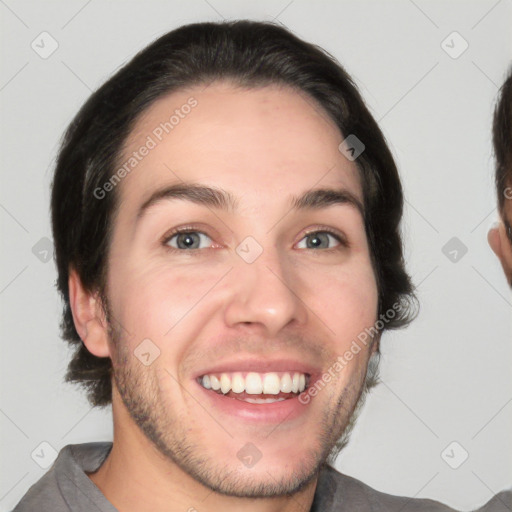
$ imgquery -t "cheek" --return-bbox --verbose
[108,257,224,341]
[301,260,378,343]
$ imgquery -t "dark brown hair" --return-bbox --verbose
[51,20,417,407]
[493,66,512,215]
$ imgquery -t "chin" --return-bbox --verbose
[190,452,323,498]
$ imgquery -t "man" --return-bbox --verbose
[488,67,512,286]
[14,20,463,511]
[476,68,512,512]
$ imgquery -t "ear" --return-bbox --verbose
[68,268,111,358]
[488,222,512,284]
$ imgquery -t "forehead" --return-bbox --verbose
[117,81,362,213]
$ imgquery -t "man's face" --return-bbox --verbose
[102,82,379,497]
[488,186,512,286]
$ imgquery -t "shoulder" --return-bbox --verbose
[314,464,458,511]
[472,488,512,512]
[12,442,113,512]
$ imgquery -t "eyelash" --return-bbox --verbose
[161,225,349,254]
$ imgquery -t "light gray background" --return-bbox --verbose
[1,1,511,511]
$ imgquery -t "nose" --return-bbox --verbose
[223,247,309,337]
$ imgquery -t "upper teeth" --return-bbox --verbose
[200,372,307,395]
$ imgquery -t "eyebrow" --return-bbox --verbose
[136,182,365,222]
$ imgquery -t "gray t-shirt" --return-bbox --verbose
[11,442,510,511]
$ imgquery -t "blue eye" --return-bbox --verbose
[296,231,343,250]
[165,231,213,250]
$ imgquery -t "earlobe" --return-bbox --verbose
[68,269,111,358]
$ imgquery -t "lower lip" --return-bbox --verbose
[195,381,312,423]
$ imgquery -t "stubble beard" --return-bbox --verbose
[107,319,380,498]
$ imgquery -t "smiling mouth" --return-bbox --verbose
[197,371,310,403]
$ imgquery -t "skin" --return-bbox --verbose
[69,81,380,512]
[488,191,512,286]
